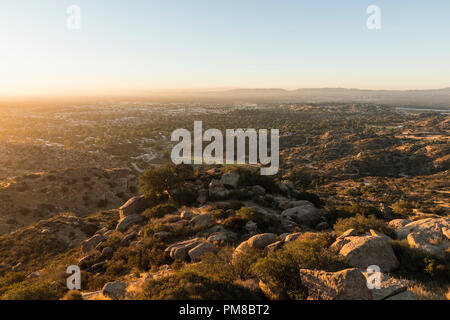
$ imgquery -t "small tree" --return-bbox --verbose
[138,164,193,198]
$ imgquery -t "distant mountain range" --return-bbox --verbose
[179,87,450,108]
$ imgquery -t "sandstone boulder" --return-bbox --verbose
[395,218,450,259]
[299,268,372,300]
[281,203,322,227]
[165,238,203,261]
[100,246,113,258]
[188,241,218,262]
[337,236,399,272]
[191,214,215,230]
[284,232,303,242]
[81,234,105,255]
[388,219,409,230]
[265,240,285,253]
[245,220,258,233]
[119,196,149,219]
[115,214,143,232]
[247,233,278,249]
[102,281,128,300]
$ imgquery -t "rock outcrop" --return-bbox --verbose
[395,218,450,259]
[281,202,322,227]
[331,235,399,272]
[299,268,373,300]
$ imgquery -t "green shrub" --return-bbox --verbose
[333,214,393,237]
[294,192,324,208]
[61,290,83,300]
[210,209,230,220]
[171,187,197,206]
[251,234,349,299]
[235,207,279,233]
[235,168,280,194]
[232,246,265,279]
[143,203,177,219]
[222,216,247,232]
[138,271,258,300]
[391,240,450,282]
[105,237,170,274]
[184,248,236,282]
[0,280,63,300]
[139,164,193,198]
[392,200,418,217]
[0,272,27,296]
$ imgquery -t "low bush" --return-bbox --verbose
[61,290,83,300]
[250,234,349,299]
[171,187,197,206]
[294,192,324,208]
[222,216,248,232]
[138,271,258,300]
[390,240,450,282]
[210,209,230,220]
[333,214,393,237]
[0,280,63,300]
[143,203,177,219]
[235,167,280,194]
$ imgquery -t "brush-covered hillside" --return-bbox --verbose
[0,165,448,300]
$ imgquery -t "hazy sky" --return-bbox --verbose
[1,0,449,95]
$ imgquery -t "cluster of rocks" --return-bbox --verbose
[389,217,450,259]
[74,169,448,301]
[298,268,416,300]
[165,238,218,262]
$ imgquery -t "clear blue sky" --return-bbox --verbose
[1,0,449,95]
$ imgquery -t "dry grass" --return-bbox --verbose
[407,281,449,300]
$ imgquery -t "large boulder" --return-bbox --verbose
[191,214,215,230]
[395,217,450,239]
[388,219,410,230]
[281,202,322,227]
[81,234,105,255]
[259,280,288,300]
[247,233,278,249]
[207,231,236,243]
[231,241,251,265]
[330,235,400,272]
[115,214,144,232]
[165,238,203,261]
[264,240,285,253]
[299,268,373,300]
[220,171,240,188]
[335,235,399,272]
[119,196,151,219]
[102,281,128,300]
[284,232,303,242]
[188,241,218,262]
[395,218,450,259]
